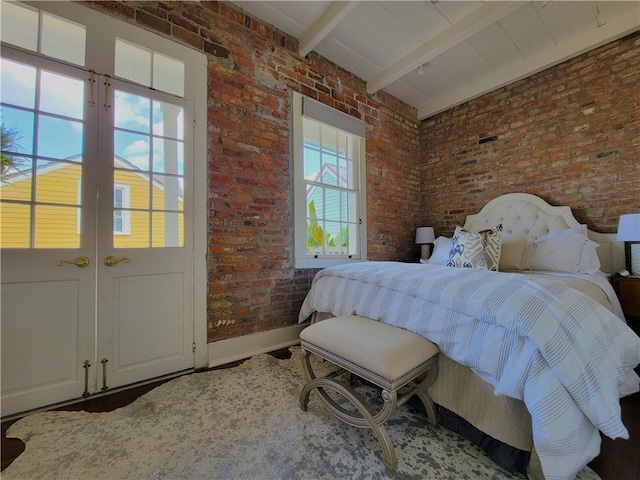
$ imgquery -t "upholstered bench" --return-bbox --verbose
[299,315,439,474]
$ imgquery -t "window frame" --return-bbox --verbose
[291,91,367,269]
[113,183,131,235]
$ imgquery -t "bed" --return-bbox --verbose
[297,193,640,480]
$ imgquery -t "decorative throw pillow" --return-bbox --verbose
[447,225,503,271]
[499,234,532,271]
[427,236,452,265]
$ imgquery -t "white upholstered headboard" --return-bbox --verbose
[463,193,625,274]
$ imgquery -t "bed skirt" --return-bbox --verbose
[310,311,542,478]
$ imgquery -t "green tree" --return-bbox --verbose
[307,200,349,250]
[1,123,22,177]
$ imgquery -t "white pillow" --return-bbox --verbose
[428,236,452,265]
[529,228,601,274]
[536,224,587,241]
[499,234,532,271]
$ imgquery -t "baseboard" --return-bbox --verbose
[207,324,306,368]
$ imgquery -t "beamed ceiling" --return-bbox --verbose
[230,1,640,119]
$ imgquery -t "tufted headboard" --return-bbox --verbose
[463,193,625,274]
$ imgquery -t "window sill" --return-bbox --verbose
[294,257,368,269]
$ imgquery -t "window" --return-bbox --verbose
[113,184,131,234]
[0,2,86,67]
[1,1,197,250]
[291,92,367,268]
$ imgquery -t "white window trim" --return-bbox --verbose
[113,183,131,235]
[291,91,367,269]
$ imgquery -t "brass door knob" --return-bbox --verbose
[57,256,90,267]
[104,256,130,267]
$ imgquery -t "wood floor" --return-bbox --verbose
[2,350,638,480]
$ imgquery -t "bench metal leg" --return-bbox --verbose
[300,347,439,474]
[300,348,400,471]
[300,376,398,472]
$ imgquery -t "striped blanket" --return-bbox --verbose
[298,262,640,480]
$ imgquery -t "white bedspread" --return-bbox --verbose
[298,262,640,480]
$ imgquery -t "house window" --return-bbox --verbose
[291,92,367,268]
[113,184,131,235]
[76,183,131,235]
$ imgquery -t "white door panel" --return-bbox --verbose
[0,279,92,414]
[107,272,190,381]
[2,281,81,391]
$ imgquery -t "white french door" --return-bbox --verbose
[1,48,100,415]
[95,77,194,390]
[0,2,205,417]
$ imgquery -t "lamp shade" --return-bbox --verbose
[415,227,435,244]
[617,213,640,241]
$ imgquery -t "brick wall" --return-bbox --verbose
[420,32,640,237]
[86,1,422,342]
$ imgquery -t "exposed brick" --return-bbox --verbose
[420,33,639,237]
[135,10,170,35]
[172,25,203,50]
[89,1,636,346]
[168,13,199,34]
[203,40,231,58]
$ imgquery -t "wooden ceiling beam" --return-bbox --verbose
[416,10,640,119]
[366,1,525,95]
[299,1,360,58]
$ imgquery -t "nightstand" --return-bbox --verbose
[611,275,640,336]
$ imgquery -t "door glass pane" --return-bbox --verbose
[0,158,32,202]
[35,161,81,205]
[39,71,84,119]
[114,171,149,210]
[114,91,150,133]
[115,39,151,87]
[113,88,185,249]
[0,2,38,52]
[114,131,150,171]
[1,55,86,249]
[1,59,37,109]
[152,101,184,140]
[34,205,80,248]
[152,138,183,175]
[0,202,31,248]
[152,175,183,211]
[1,158,32,201]
[152,212,183,247]
[114,210,149,248]
[1,107,35,156]
[37,115,83,160]
[153,53,184,97]
[41,12,86,67]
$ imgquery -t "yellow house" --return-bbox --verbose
[0,156,183,248]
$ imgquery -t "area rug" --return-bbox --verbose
[4,348,600,480]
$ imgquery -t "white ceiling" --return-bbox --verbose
[230,1,640,119]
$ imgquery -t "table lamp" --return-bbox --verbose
[415,227,435,260]
[617,213,640,276]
